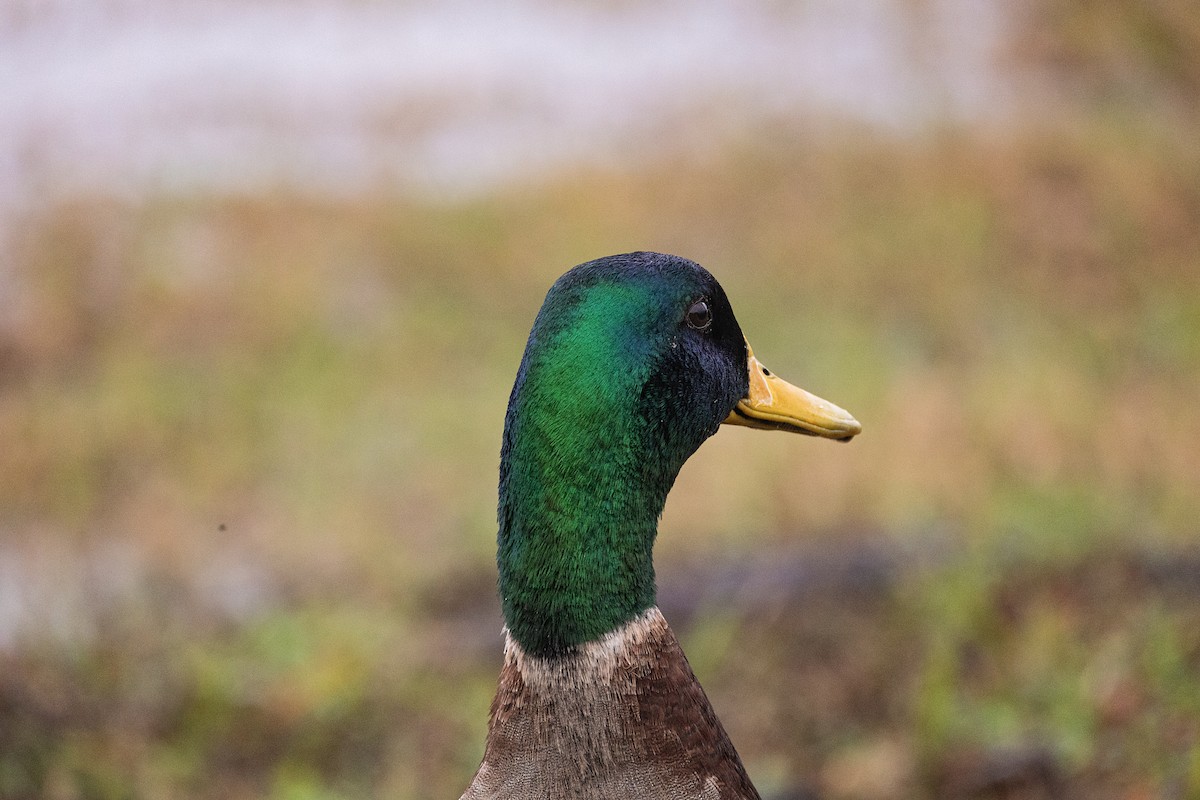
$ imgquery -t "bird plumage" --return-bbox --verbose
[462,252,859,799]
[462,608,758,800]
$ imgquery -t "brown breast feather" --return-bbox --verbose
[460,608,761,800]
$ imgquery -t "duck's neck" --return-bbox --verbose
[497,412,680,658]
[495,277,722,658]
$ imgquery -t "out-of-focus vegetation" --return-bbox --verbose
[2,3,1199,799]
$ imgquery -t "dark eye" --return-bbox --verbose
[685,299,712,331]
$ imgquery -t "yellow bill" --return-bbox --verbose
[722,341,861,440]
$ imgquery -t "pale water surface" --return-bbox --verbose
[2,0,1013,209]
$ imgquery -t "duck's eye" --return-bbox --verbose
[685,299,712,331]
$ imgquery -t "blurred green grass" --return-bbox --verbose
[3,7,1200,797]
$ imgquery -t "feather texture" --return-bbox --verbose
[461,608,760,800]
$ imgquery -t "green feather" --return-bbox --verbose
[497,253,747,656]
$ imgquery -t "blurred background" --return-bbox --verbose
[2,0,1198,798]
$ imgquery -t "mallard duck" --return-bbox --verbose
[461,252,861,800]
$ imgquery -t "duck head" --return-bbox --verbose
[498,252,859,657]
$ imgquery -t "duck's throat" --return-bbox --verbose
[497,430,677,658]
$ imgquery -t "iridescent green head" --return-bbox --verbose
[498,252,860,657]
